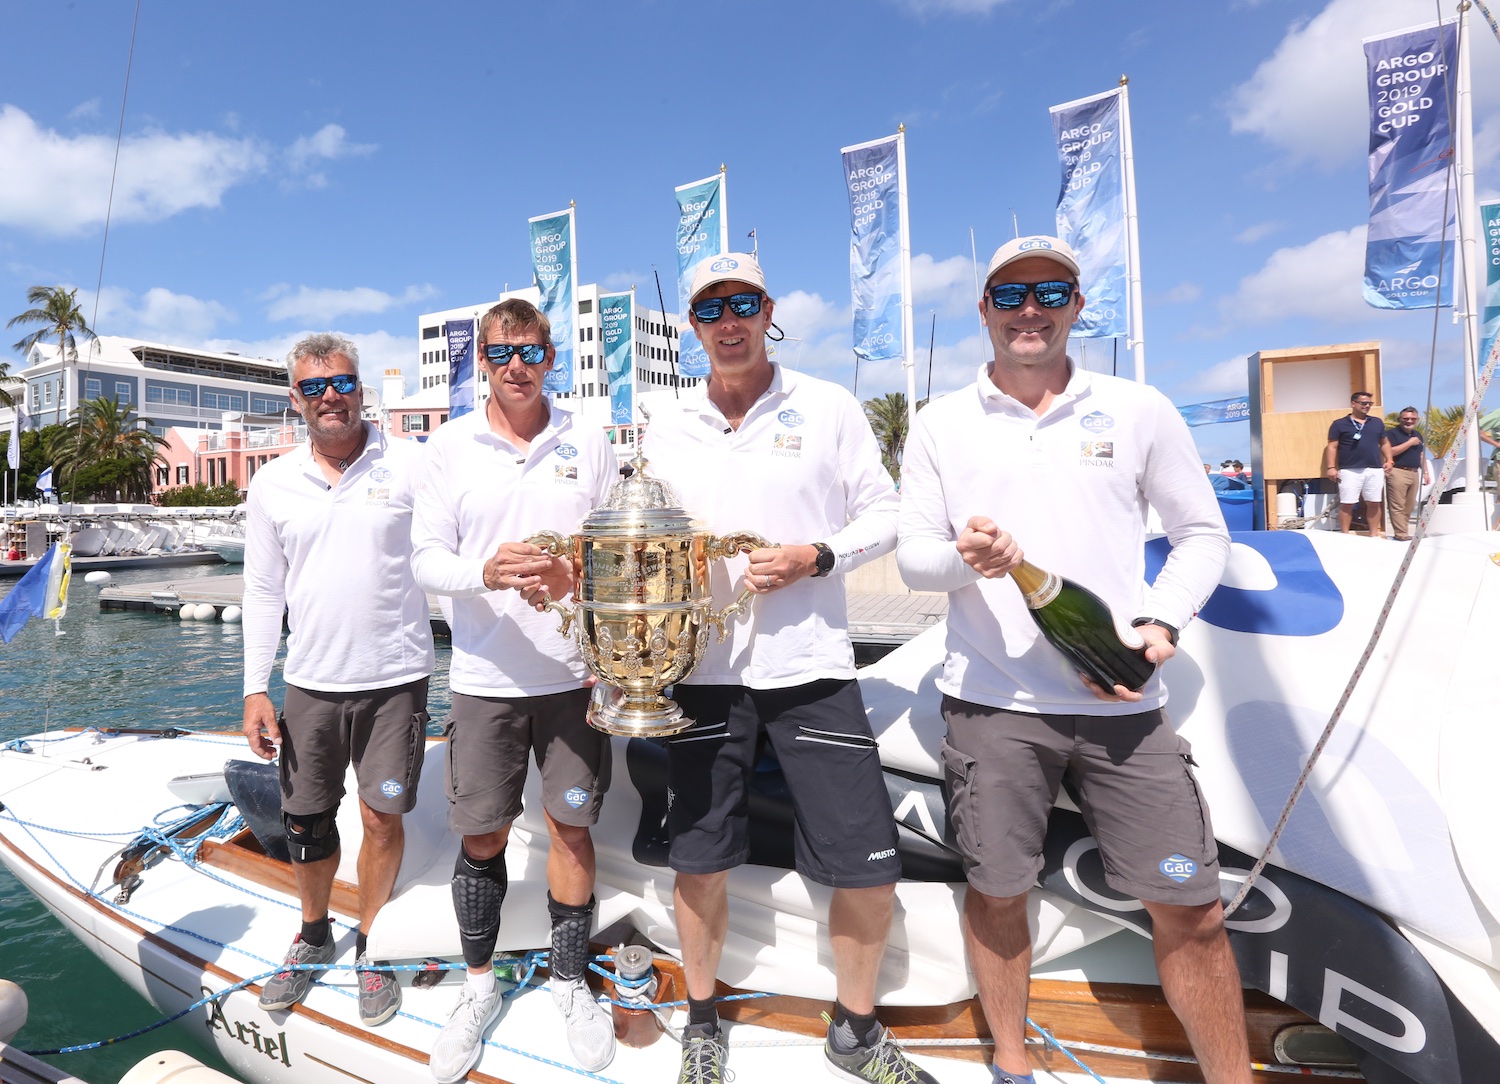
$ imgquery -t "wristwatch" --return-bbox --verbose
[1130,617,1180,647]
[811,542,836,578]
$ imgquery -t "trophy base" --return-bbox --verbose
[587,684,693,738]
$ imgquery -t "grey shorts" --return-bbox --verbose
[940,696,1221,906]
[279,678,429,817]
[667,679,901,888]
[444,688,611,835]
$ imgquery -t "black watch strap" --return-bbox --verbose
[1130,617,1179,647]
[812,542,835,578]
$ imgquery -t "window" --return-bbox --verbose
[85,378,102,400]
[440,413,448,425]
[115,381,131,404]
[147,385,194,406]
[423,326,442,339]
[202,391,245,411]
[251,396,284,414]
[43,383,52,406]
[30,385,40,411]
[156,466,168,485]
[578,299,593,314]
[403,414,429,433]
[176,465,190,484]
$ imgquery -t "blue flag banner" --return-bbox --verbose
[600,292,634,426]
[841,135,905,363]
[1363,20,1457,310]
[675,175,725,379]
[0,541,69,644]
[530,209,576,394]
[1178,396,1252,427]
[1478,201,1500,369]
[446,318,476,420]
[1050,89,1127,338]
[37,465,53,494]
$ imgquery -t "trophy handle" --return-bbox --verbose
[704,531,776,642]
[525,530,578,636]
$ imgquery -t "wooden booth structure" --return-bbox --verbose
[1248,342,1382,529]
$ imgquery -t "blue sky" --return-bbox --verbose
[4,0,1499,466]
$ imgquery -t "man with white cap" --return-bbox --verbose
[897,237,1247,1084]
[641,253,939,1084]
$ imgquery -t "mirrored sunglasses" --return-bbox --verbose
[986,281,1076,310]
[484,343,549,365]
[295,374,358,397]
[691,292,764,323]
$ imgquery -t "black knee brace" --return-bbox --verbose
[453,848,508,971]
[547,893,596,982]
[283,806,340,865]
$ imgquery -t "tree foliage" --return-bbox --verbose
[1386,405,1470,459]
[44,397,167,502]
[154,482,242,507]
[862,392,927,482]
[7,286,98,412]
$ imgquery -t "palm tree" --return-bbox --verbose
[863,392,926,482]
[45,397,167,502]
[7,285,98,415]
[1387,405,1465,458]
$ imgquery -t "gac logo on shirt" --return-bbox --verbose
[555,443,578,459]
[1080,411,1114,433]
[1079,442,1114,468]
[369,466,393,483]
[777,408,805,427]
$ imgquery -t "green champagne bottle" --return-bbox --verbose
[1009,560,1155,692]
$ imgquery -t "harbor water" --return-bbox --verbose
[0,563,453,1083]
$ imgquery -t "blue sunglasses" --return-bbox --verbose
[691,292,764,322]
[986,281,1076,309]
[484,343,549,365]
[296,374,358,397]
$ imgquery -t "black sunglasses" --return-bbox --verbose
[295,374,358,397]
[986,281,1076,310]
[691,292,764,322]
[483,343,549,365]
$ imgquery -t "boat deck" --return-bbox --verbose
[0,552,224,579]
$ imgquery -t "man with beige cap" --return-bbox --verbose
[641,253,939,1084]
[897,236,1247,1084]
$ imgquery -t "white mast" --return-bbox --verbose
[1118,76,1146,383]
[898,124,917,430]
[1456,1,1482,504]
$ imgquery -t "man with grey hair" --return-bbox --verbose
[243,333,435,1028]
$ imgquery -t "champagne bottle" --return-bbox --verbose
[1009,560,1155,692]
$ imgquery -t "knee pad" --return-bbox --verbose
[283,806,340,865]
[548,893,596,981]
[453,849,508,971]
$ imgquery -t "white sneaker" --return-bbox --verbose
[551,976,616,1072]
[430,983,502,1083]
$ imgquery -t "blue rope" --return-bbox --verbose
[1026,1017,1108,1084]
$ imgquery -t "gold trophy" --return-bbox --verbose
[528,450,771,738]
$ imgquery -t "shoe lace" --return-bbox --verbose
[681,1033,730,1084]
[360,966,386,994]
[855,1032,924,1084]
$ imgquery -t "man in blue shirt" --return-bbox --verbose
[1385,407,1430,542]
[1325,391,1393,536]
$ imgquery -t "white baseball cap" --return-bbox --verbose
[689,252,768,303]
[983,235,1081,292]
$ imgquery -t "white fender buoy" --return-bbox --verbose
[119,1049,240,1084]
[220,605,242,624]
[179,604,195,621]
[85,570,112,585]
[192,603,217,621]
[0,978,28,1043]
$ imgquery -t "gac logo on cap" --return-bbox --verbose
[709,257,739,272]
[1019,239,1053,251]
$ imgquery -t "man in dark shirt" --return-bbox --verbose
[1386,407,1430,542]
[1325,391,1393,537]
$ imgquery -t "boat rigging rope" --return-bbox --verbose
[1225,334,1500,917]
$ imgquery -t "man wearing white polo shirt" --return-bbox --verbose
[641,254,938,1084]
[243,332,435,1029]
[898,237,1246,1084]
[411,298,617,1082]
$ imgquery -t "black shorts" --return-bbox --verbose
[667,679,900,888]
[279,678,429,816]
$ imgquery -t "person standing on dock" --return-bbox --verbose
[410,298,618,1083]
[1325,392,1393,537]
[640,254,937,1084]
[1385,407,1430,542]
[897,236,1247,1084]
[242,332,435,1028]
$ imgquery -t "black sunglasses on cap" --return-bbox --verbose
[295,374,358,397]
[986,281,1076,310]
[691,292,764,322]
[483,343,549,365]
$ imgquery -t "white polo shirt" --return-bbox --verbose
[640,365,898,689]
[411,402,617,698]
[897,363,1228,715]
[242,424,435,697]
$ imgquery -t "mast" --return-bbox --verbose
[1456,1,1482,501]
[1118,76,1146,383]
[897,125,917,432]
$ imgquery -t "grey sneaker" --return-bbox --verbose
[356,954,401,1027]
[678,1023,729,1084]
[824,1025,937,1084]
[551,976,615,1071]
[430,982,502,1084]
[258,934,337,1011]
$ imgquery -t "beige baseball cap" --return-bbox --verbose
[983,235,1081,293]
[689,252,768,303]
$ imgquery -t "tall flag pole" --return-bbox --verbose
[1456,5,1483,504]
[1118,77,1146,383]
[1050,86,1132,374]
[841,130,911,423]
[897,125,916,430]
[529,203,578,396]
[674,167,727,380]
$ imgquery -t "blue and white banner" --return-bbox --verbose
[530,208,576,394]
[446,318,476,420]
[1178,395,1251,427]
[841,135,905,363]
[36,465,53,494]
[1478,201,1500,369]
[1050,89,1127,338]
[675,174,725,379]
[6,408,18,470]
[600,291,634,426]
[0,540,69,643]
[1363,20,1458,310]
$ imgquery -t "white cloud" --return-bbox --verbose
[911,253,979,316]
[1219,226,1368,324]
[1235,221,1283,244]
[1184,354,1253,396]
[67,99,100,121]
[201,330,417,393]
[264,283,437,323]
[81,285,234,341]
[284,123,377,187]
[889,0,1012,15]
[1160,282,1203,305]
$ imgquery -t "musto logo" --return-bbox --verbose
[709,258,739,272]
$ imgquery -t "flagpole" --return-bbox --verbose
[1456,2,1482,502]
[1118,76,1146,383]
[718,164,729,254]
[897,124,917,433]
